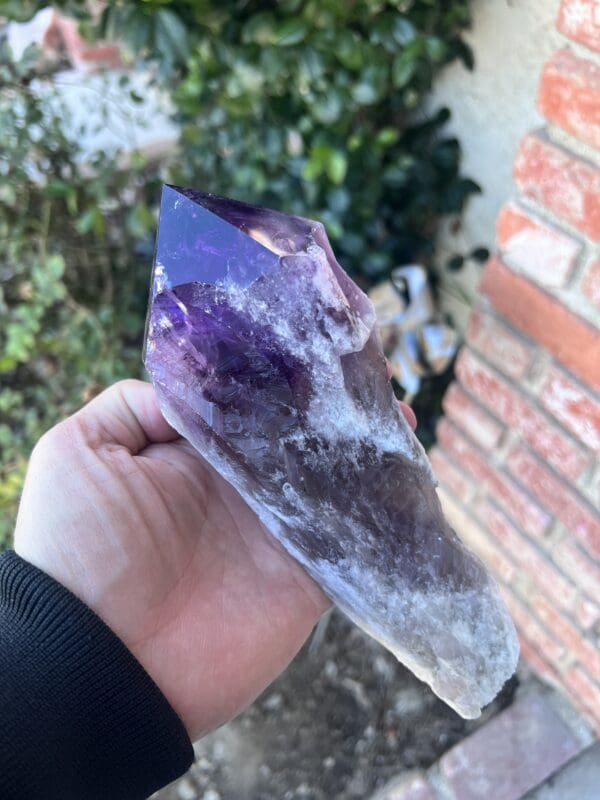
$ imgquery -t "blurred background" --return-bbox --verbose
[1,1,599,798]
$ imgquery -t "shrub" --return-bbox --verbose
[0,43,159,545]
[105,0,482,283]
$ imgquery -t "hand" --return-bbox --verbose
[14,380,416,740]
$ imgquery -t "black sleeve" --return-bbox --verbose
[0,550,194,800]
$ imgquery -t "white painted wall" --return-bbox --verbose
[427,0,562,330]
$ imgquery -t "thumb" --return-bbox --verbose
[70,379,178,454]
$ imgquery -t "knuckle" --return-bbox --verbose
[108,378,145,400]
[32,416,83,460]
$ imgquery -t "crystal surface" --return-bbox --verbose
[144,185,519,718]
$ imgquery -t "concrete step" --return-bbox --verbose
[435,688,587,800]
[371,685,592,800]
[522,741,600,800]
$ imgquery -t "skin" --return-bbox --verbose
[14,379,416,741]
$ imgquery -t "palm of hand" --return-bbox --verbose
[15,382,328,740]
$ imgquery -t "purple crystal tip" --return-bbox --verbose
[144,185,519,718]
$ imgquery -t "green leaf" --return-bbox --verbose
[6,322,36,361]
[352,82,378,105]
[392,18,417,46]
[123,12,153,55]
[0,183,17,206]
[76,207,105,238]
[351,62,388,106]
[0,356,18,374]
[425,37,447,62]
[383,165,411,187]
[460,178,482,196]
[347,134,363,151]
[432,139,460,172]
[326,151,348,185]
[271,19,309,46]
[242,12,275,46]
[0,1,43,23]
[154,9,189,64]
[127,203,155,238]
[455,40,475,70]
[45,180,70,197]
[302,159,323,181]
[392,52,417,88]
[46,255,65,281]
[335,31,363,70]
[313,91,343,124]
[376,127,399,147]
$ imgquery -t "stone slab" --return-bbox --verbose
[439,690,584,800]
[522,742,600,800]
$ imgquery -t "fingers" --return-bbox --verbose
[385,359,417,431]
[64,363,415,456]
[398,401,417,431]
[70,379,178,454]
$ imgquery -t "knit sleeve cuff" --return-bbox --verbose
[0,550,193,800]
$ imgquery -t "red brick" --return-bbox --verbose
[480,258,600,389]
[429,447,475,503]
[507,445,600,558]
[540,365,600,451]
[480,547,516,586]
[575,597,600,631]
[553,538,600,605]
[442,383,504,451]
[496,202,581,287]
[564,667,600,722]
[457,349,590,480]
[514,134,600,240]
[533,592,600,680]
[503,591,566,664]
[482,501,577,613]
[517,635,563,687]
[438,488,517,584]
[582,260,600,309]
[436,419,551,537]
[539,49,600,148]
[557,0,600,53]
[439,691,583,800]
[467,308,533,379]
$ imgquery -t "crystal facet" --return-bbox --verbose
[144,186,519,718]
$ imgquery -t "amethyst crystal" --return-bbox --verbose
[144,186,519,718]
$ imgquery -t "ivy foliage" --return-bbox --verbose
[108,0,482,284]
[0,43,159,544]
[5,0,483,283]
[0,1,481,544]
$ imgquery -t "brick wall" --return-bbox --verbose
[434,0,600,733]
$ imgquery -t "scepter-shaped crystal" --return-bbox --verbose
[144,185,519,718]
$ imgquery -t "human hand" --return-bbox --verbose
[14,379,416,741]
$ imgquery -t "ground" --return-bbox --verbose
[156,611,517,800]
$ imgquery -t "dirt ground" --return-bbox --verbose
[157,611,517,800]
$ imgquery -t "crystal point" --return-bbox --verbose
[145,185,519,718]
